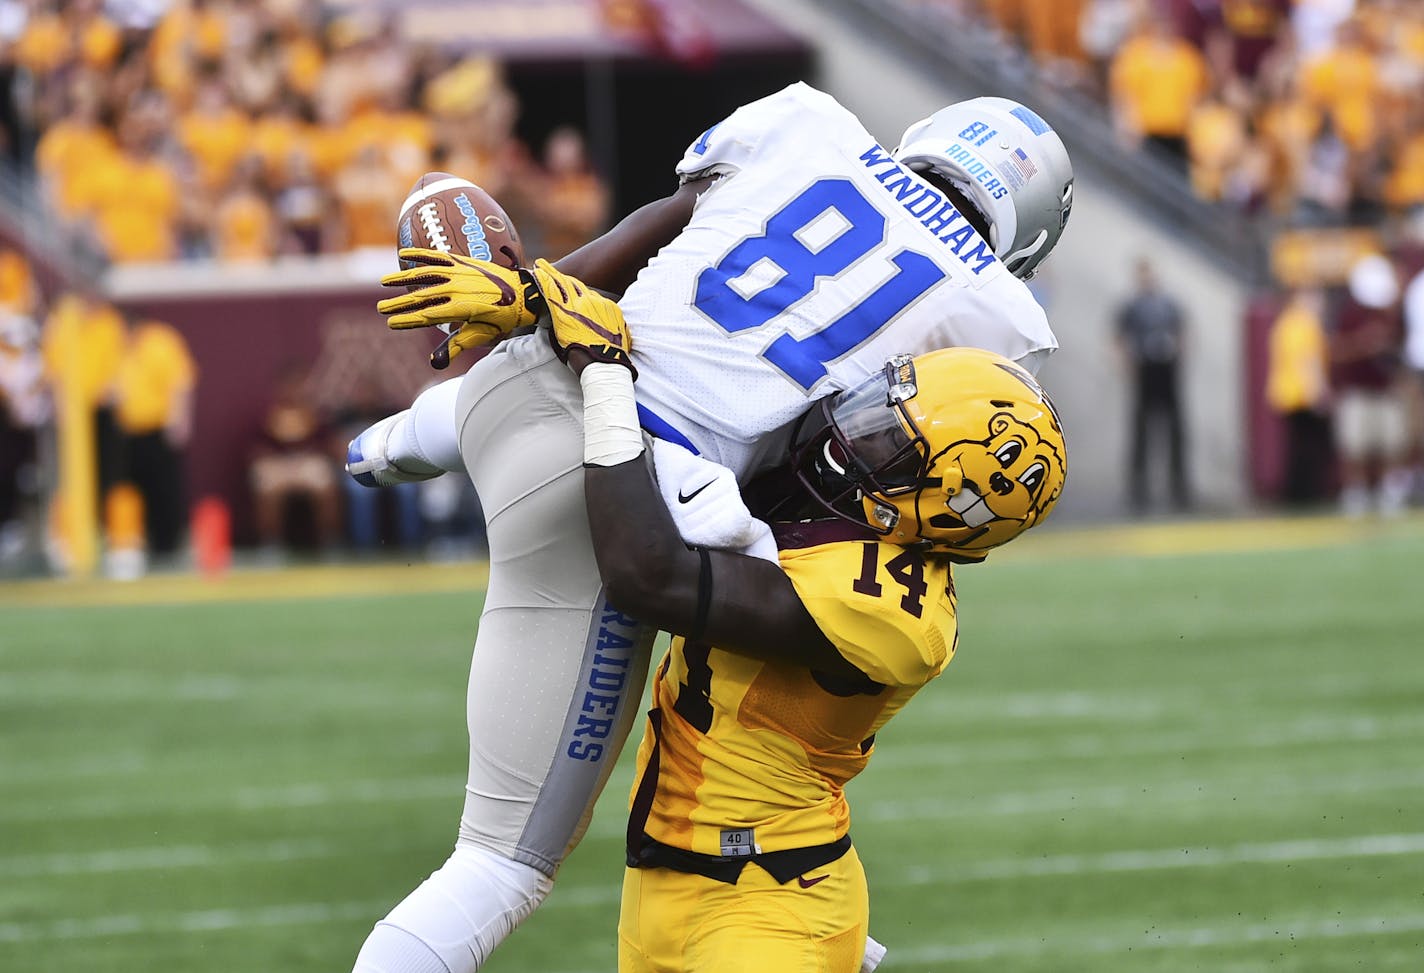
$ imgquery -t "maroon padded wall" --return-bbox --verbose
[115,284,437,543]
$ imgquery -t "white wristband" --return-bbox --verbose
[580,363,643,466]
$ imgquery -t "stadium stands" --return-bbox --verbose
[856,0,1424,229]
[0,0,812,570]
[15,0,607,264]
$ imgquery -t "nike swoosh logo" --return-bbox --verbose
[678,481,716,504]
[469,263,517,306]
[797,874,829,889]
[564,306,623,343]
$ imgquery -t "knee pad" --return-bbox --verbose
[352,923,450,973]
[347,412,444,488]
[354,844,554,973]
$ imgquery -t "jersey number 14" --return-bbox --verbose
[693,178,944,390]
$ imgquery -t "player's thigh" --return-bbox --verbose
[1377,392,1410,458]
[1333,391,1372,461]
[453,333,654,869]
[1405,371,1424,437]
[619,865,686,973]
[689,853,869,973]
[457,334,629,607]
[621,853,869,973]
[458,595,652,871]
[455,334,585,535]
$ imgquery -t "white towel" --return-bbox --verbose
[860,935,887,972]
[651,439,779,564]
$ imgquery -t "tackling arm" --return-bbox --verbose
[553,177,712,295]
[571,351,862,680]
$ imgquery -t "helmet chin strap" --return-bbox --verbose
[821,439,889,528]
[940,465,965,497]
[912,164,995,247]
[1003,230,1048,279]
[905,463,966,546]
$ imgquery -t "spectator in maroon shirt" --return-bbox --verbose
[1182,0,1293,84]
[1330,254,1411,516]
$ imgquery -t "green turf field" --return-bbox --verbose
[3,517,1423,971]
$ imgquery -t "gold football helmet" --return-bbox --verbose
[793,348,1066,561]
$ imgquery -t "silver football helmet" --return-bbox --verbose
[894,97,1074,279]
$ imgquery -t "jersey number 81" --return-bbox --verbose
[693,178,945,390]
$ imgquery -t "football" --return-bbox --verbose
[396,172,525,270]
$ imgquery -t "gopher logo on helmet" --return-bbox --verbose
[923,409,1065,552]
[868,349,1066,561]
[793,346,1067,562]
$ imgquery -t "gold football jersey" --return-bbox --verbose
[627,537,957,864]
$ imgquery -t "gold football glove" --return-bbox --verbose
[529,259,635,376]
[378,248,544,369]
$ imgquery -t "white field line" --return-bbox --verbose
[0,838,337,879]
[912,688,1170,722]
[6,756,1421,829]
[5,899,1424,965]
[11,826,1424,957]
[0,775,463,823]
[3,733,455,785]
[0,900,384,944]
[10,709,1415,791]
[7,709,1418,791]
[857,763,1424,825]
[911,671,1424,724]
[2,750,154,781]
[870,712,1424,771]
[5,830,1422,915]
[9,666,1415,715]
[0,670,454,710]
[588,763,1424,838]
[7,705,1417,794]
[0,673,248,702]
[900,831,1424,884]
[0,885,618,944]
[885,912,1424,966]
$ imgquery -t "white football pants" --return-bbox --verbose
[353,333,656,972]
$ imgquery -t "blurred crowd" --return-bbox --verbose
[894,0,1424,515]
[1109,241,1424,518]
[5,0,610,263]
[9,0,1424,576]
[909,0,1424,225]
[0,249,197,570]
[244,357,486,564]
[1265,236,1424,515]
[0,247,484,575]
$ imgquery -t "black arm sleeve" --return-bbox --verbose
[584,456,865,679]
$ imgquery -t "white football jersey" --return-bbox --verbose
[621,83,1057,478]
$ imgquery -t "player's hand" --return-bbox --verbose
[529,259,636,376]
[428,322,502,371]
[378,249,545,368]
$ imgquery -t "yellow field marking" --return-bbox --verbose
[971,511,1424,564]
[2,514,1420,609]
[0,560,489,609]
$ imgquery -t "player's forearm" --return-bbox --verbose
[575,357,860,675]
[584,466,863,678]
[584,456,704,624]
[345,378,466,487]
[553,179,705,295]
[584,457,801,658]
[577,358,702,619]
